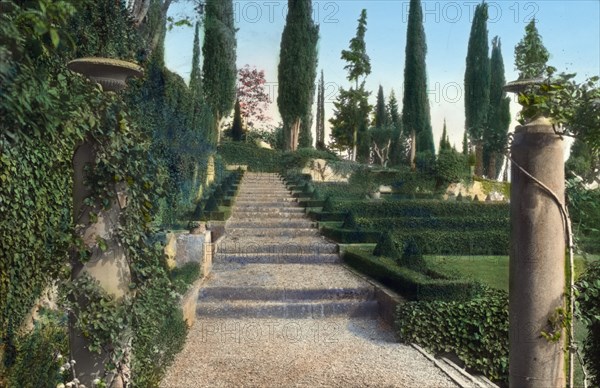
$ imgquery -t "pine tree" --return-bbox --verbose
[402,0,434,167]
[374,85,389,128]
[329,9,371,161]
[315,70,326,150]
[278,0,319,150]
[203,0,237,143]
[485,36,511,179]
[515,19,550,79]
[231,98,244,141]
[464,2,490,177]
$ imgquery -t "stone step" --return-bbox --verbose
[234,198,299,204]
[227,228,319,238]
[200,286,374,301]
[196,300,378,319]
[236,191,291,195]
[216,253,341,264]
[226,220,315,228]
[230,213,307,221]
[217,241,337,254]
[232,205,303,212]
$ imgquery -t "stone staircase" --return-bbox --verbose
[197,172,378,319]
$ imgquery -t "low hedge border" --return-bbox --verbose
[342,249,482,301]
[308,211,346,222]
[354,216,509,231]
[321,226,381,244]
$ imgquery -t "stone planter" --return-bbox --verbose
[67,57,143,92]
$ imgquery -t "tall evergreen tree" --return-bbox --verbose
[203,0,237,143]
[485,36,511,179]
[315,70,326,150]
[439,119,451,151]
[464,2,490,177]
[402,0,434,167]
[278,0,319,150]
[329,9,371,161]
[231,98,244,141]
[374,85,389,128]
[189,20,214,142]
[514,19,550,79]
[462,130,469,156]
[388,89,405,165]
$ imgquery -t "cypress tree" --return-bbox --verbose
[278,0,319,151]
[388,89,401,132]
[315,70,326,150]
[374,85,389,128]
[514,19,550,79]
[203,0,237,143]
[462,130,469,156]
[402,0,434,167]
[231,98,244,141]
[464,2,490,177]
[190,20,214,142]
[485,36,511,179]
[439,119,451,151]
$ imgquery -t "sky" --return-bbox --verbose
[164,0,600,152]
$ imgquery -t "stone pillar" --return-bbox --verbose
[509,116,565,387]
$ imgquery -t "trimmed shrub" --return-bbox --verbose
[395,289,509,382]
[354,216,508,231]
[343,249,481,301]
[392,229,509,255]
[399,237,427,272]
[373,232,399,257]
[322,195,334,212]
[342,211,358,229]
[204,195,219,212]
[320,227,381,244]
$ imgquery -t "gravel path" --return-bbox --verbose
[161,317,458,387]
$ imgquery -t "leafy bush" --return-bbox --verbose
[343,249,481,301]
[353,216,509,231]
[218,140,281,172]
[576,260,600,386]
[170,262,201,295]
[415,151,437,176]
[396,288,509,382]
[320,227,381,244]
[391,229,509,255]
[342,211,358,229]
[436,149,468,186]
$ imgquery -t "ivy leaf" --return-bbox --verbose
[49,28,60,47]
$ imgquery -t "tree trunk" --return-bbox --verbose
[288,118,301,151]
[487,150,497,180]
[475,140,484,177]
[409,130,416,170]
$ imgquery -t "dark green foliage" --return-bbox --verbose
[343,250,481,301]
[391,229,508,255]
[462,130,469,155]
[388,89,406,166]
[567,139,600,183]
[402,0,434,155]
[485,36,511,180]
[464,2,490,142]
[341,9,371,86]
[203,0,237,129]
[278,0,319,150]
[439,119,451,151]
[231,98,245,141]
[374,85,389,128]
[218,140,281,172]
[373,232,399,257]
[353,215,508,232]
[322,195,334,212]
[436,148,469,186]
[514,19,550,79]
[399,237,427,272]
[567,180,600,254]
[320,227,381,244]
[415,151,436,175]
[6,312,68,387]
[576,261,600,386]
[396,289,509,382]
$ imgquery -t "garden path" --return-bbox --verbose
[161,172,458,387]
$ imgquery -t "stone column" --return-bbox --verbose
[509,116,565,387]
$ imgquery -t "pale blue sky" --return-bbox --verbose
[165,0,600,150]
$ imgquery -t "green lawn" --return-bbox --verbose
[425,255,599,292]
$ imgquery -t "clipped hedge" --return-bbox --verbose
[332,200,509,219]
[395,289,509,382]
[343,249,481,301]
[391,229,509,255]
[320,227,381,244]
[218,141,281,172]
[354,216,508,232]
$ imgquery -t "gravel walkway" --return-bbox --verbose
[161,317,458,387]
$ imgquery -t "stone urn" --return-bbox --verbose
[67,57,143,92]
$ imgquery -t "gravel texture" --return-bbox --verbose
[161,317,458,387]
